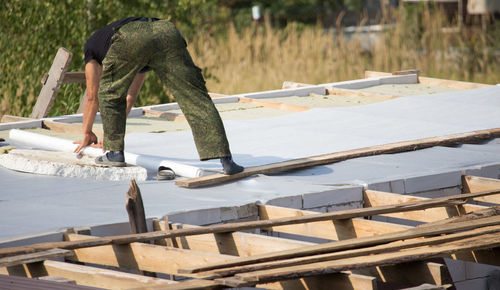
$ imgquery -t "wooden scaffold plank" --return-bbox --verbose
[175,128,500,188]
[31,47,73,119]
[462,175,500,204]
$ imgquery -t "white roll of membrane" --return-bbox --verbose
[8,129,204,178]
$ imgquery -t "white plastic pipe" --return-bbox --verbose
[8,129,204,178]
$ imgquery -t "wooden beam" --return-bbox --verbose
[258,272,377,290]
[326,87,399,101]
[179,207,500,274]
[41,120,104,137]
[65,233,235,275]
[1,115,33,123]
[258,205,412,240]
[31,47,73,119]
[222,231,500,286]
[352,261,451,287]
[1,192,498,257]
[364,190,486,222]
[238,97,311,112]
[61,72,85,83]
[126,180,148,234]
[153,220,314,256]
[462,175,500,204]
[0,248,73,268]
[187,225,500,278]
[143,108,186,121]
[175,127,500,188]
[364,70,490,90]
[43,260,176,289]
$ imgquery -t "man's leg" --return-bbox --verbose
[150,25,232,161]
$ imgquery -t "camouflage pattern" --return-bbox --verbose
[99,20,231,160]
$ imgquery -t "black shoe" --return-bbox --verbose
[95,151,126,167]
[157,166,176,180]
[220,156,244,175]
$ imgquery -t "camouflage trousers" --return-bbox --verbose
[99,20,231,160]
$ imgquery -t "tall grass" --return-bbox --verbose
[1,6,499,119]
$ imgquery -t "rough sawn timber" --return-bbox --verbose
[175,127,500,188]
[2,191,498,258]
[31,47,73,119]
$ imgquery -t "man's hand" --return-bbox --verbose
[73,131,103,153]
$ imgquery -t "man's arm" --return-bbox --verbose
[126,72,146,115]
[74,60,102,153]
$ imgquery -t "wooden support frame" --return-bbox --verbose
[180,207,500,274]
[176,127,500,188]
[64,233,235,275]
[4,190,499,258]
[364,190,487,222]
[0,260,177,289]
[462,175,500,204]
[31,48,73,119]
[258,204,412,240]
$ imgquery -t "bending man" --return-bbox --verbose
[74,17,243,176]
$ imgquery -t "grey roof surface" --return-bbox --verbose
[1,86,499,241]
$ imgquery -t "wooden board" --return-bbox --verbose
[0,248,73,268]
[65,233,235,275]
[364,190,487,222]
[187,225,500,278]
[61,72,85,83]
[224,232,500,286]
[1,192,498,258]
[175,127,500,188]
[153,220,314,256]
[31,47,73,119]
[258,205,412,240]
[462,175,500,204]
[238,97,311,112]
[179,207,500,274]
[1,115,33,123]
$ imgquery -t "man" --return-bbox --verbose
[74,17,243,177]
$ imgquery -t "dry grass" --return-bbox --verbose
[189,11,499,95]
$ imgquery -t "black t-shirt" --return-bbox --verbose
[84,17,159,73]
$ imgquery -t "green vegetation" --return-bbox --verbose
[1,1,499,119]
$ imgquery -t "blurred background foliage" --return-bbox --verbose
[1,0,499,118]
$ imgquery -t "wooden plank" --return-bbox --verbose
[65,233,235,275]
[176,127,500,188]
[42,120,104,136]
[1,191,499,258]
[1,115,33,123]
[226,232,500,286]
[326,87,399,101]
[352,261,451,286]
[179,207,500,274]
[258,272,377,290]
[0,248,73,268]
[259,205,412,240]
[61,72,85,83]
[126,180,148,234]
[462,175,500,204]
[42,260,176,289]
[31,47,73,119]
[143,108,186,121]
[364,71,490,90]
[153,220,314,256]
[189,225,500,278]
[364,190,486,222]
[238,97,311,112]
